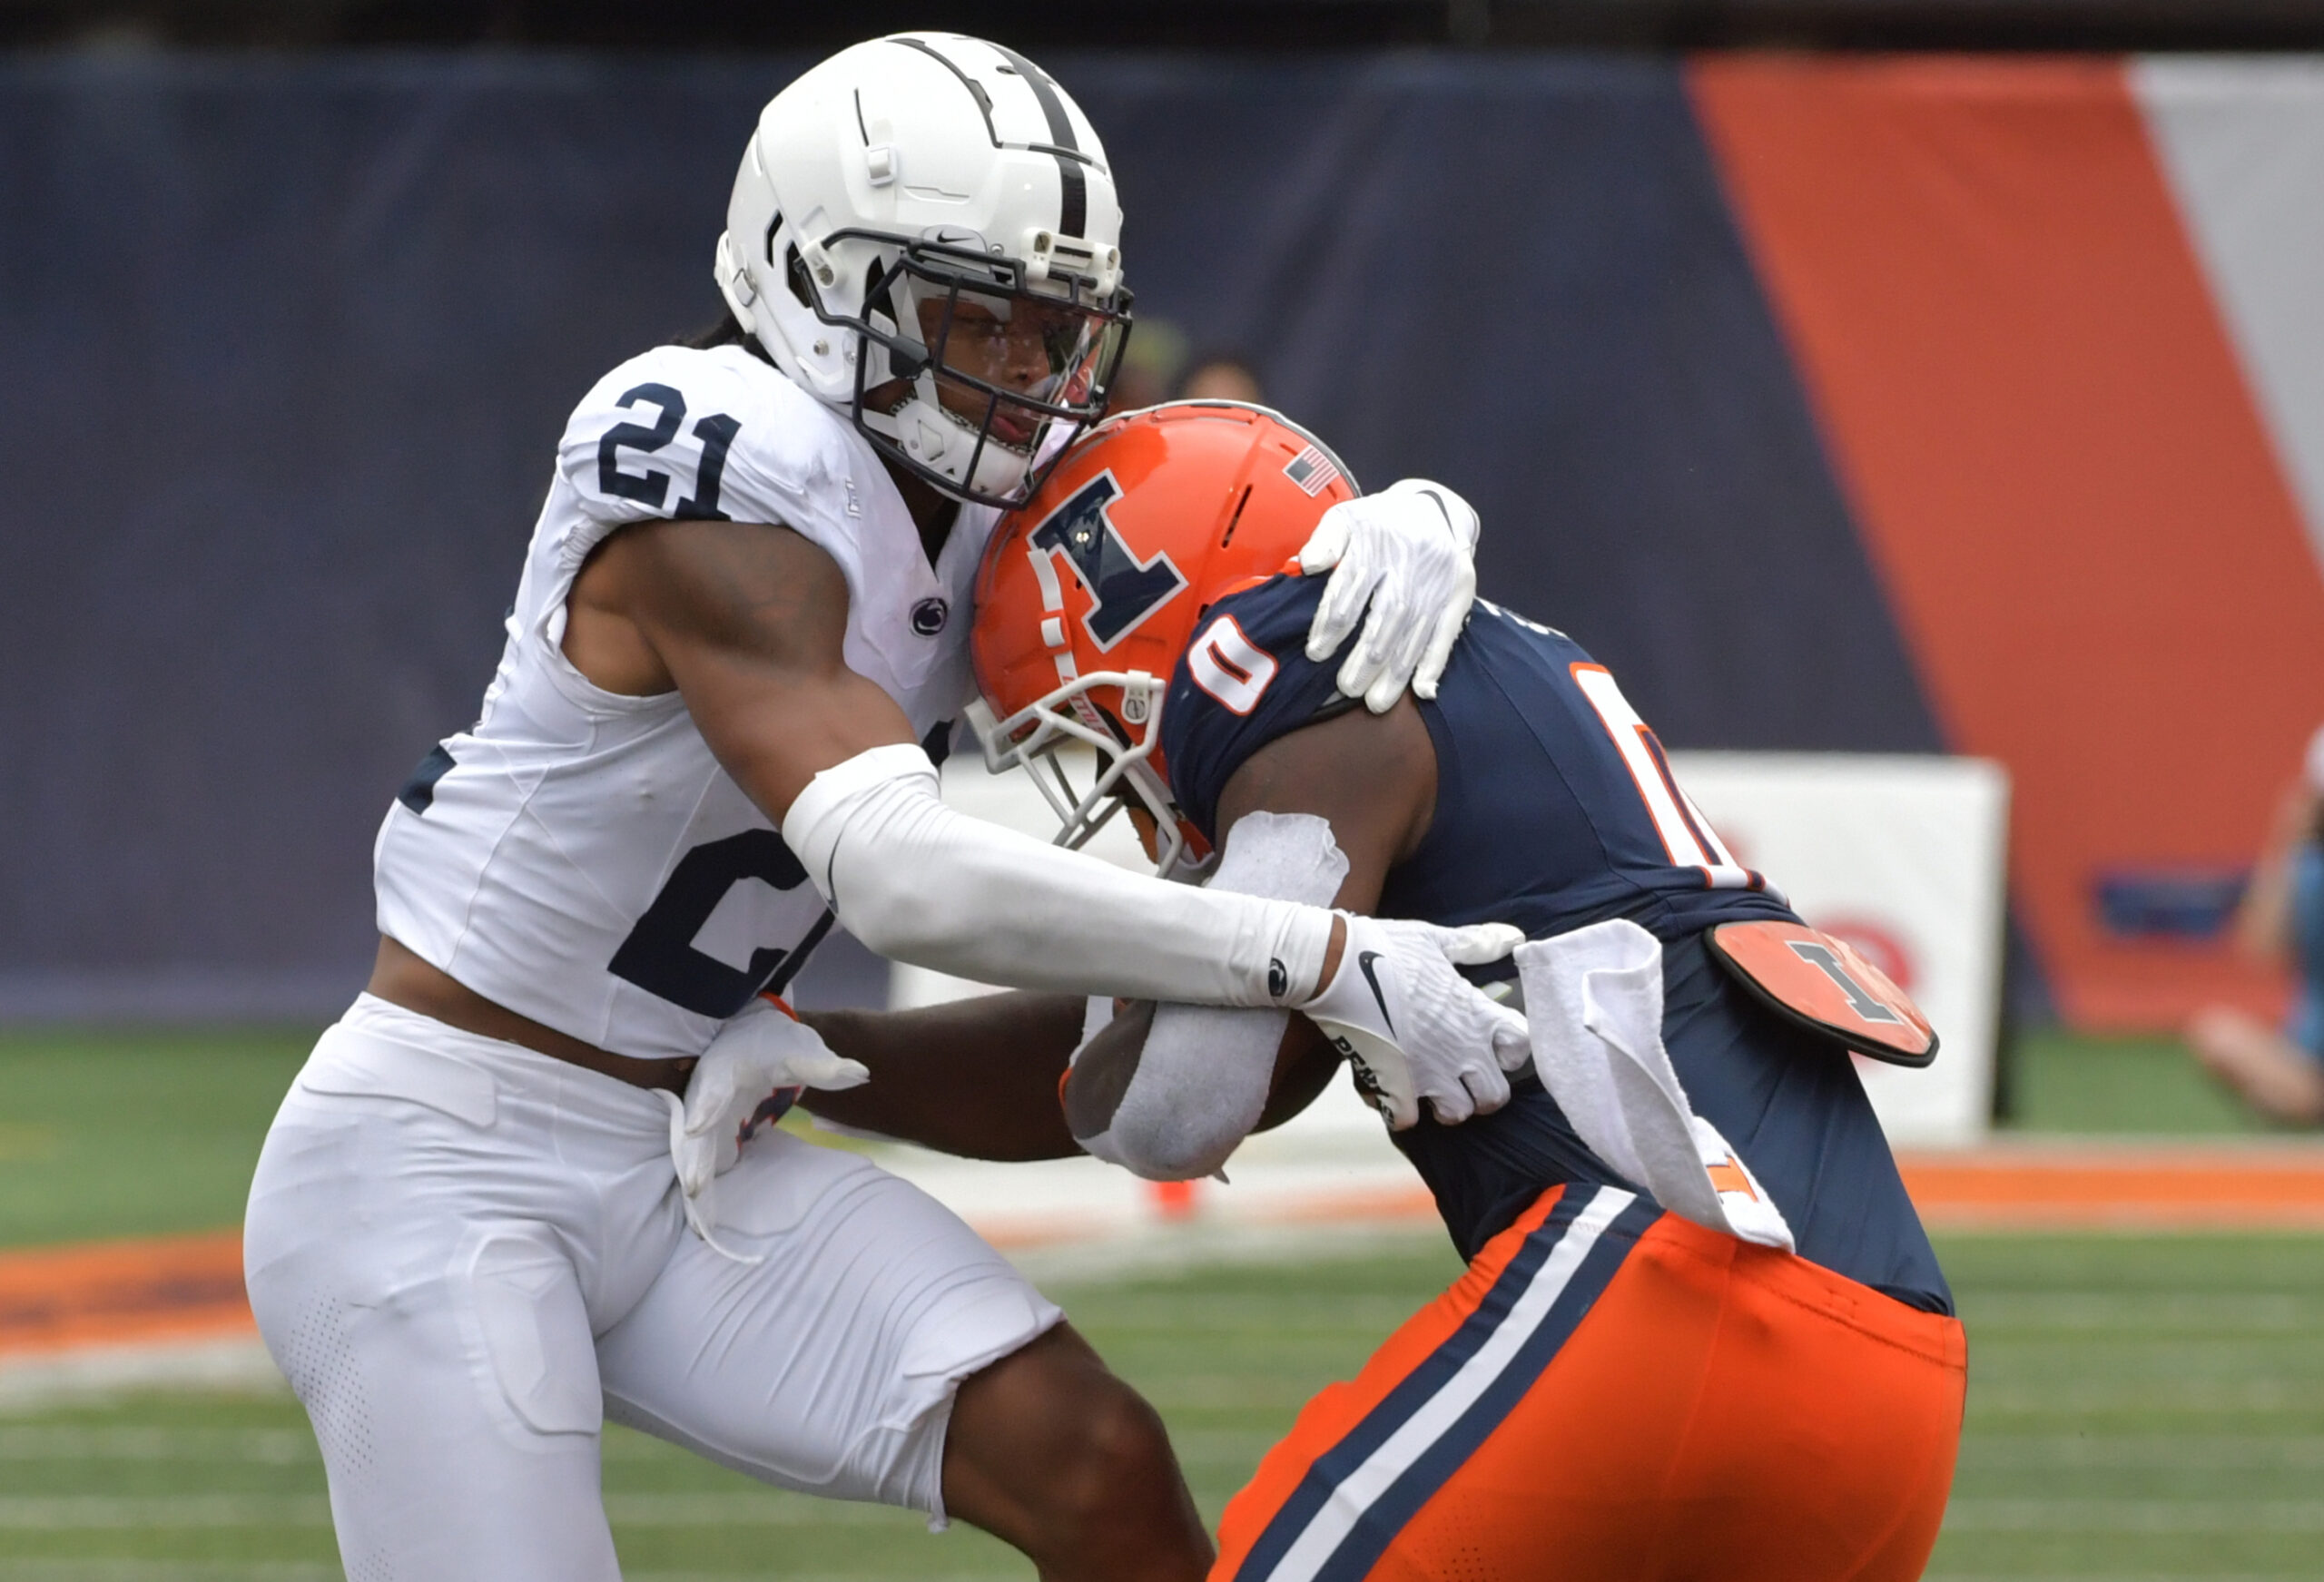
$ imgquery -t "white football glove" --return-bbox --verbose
[1297,477,1482,713]
[1298,913,1531,1129]
[664,997,868,1262]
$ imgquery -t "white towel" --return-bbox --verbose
[1514,919,1795,1253]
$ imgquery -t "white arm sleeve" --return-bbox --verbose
[1090,813,1351,1182]
[782,745,1334,1007]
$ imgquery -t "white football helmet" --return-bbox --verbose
[714,34,1131,507]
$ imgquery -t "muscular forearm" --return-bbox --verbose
[635,520,1351,1011]
[799,991,1086,1161]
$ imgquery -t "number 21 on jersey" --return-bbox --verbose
[597,382,740,521]
[1570,663,1761,891]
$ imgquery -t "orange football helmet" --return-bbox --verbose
[968,400,1362,875]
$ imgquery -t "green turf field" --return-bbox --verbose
[0,1023,2278,1253]
[2004,1028,2273,1136]
[2,1027,2319,1577]
[0,1029,314,1248]
[2,1233,2321,1578]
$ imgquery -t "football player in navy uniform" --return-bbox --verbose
[804,401,1967,1582]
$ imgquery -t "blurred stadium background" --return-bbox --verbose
[5,2,2324,1577]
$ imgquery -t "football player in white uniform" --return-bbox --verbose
[242,32,1524,1582]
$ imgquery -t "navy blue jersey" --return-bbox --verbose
[1161,575,1951,1314]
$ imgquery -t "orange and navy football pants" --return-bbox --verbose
[1211,1184,1965,1582]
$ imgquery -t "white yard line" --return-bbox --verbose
[1943,1498,2324,1533]
[0,1423,312,1461]
[0,1336,283,1413]
[1958,1433,2324,1469]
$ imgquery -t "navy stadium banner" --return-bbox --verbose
[0,52,1980,1021]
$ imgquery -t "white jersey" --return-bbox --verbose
[375,343,994,1061]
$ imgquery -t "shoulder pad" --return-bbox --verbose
[555,345,853,532]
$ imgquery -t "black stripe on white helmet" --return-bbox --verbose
[714,33,1131,508]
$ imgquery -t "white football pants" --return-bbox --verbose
[243,995,1060,1582]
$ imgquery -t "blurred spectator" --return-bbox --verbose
[1176,351,1265,404]
[1106,315,1188,414]
[2186,726,2324,1125]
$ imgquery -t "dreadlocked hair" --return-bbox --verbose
[675,309,772,362]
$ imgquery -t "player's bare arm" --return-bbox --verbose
[2186,771,2324,1124]
[583,512,1368,1005]
[367,517,916,1059]
[803,990,1088,1160]
[2232,778,2324,963]
[370,510,1424,1085]
[574,515,925,810]
[795,987,1330,1164]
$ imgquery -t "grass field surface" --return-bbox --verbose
[1,1027,2319,1577]
[0,1030,312,1249]
[2004,1031,2271,1138]
[2,1233,2322,1578]
[0,1024,2277,1253]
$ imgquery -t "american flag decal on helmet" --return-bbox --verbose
[1284,445,1340,496]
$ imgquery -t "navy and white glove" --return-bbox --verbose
[1297,478,1482,714]
[1298,913,1531,1129]
[665,998,868,1261]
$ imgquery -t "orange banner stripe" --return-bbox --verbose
[1691,56,2324,1030]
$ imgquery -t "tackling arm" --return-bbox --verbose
[1063,699,1443,1178]
[583,516,1519,1194]
[801,991,1088,1161]
[794,700,1440,1174]
[605,516,1342,1007]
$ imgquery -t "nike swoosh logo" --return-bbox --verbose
[1356,950,1394,1036]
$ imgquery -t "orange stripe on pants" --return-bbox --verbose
[1213,1186,1965,1582]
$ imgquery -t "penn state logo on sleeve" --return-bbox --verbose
[1026,470,1186,649]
